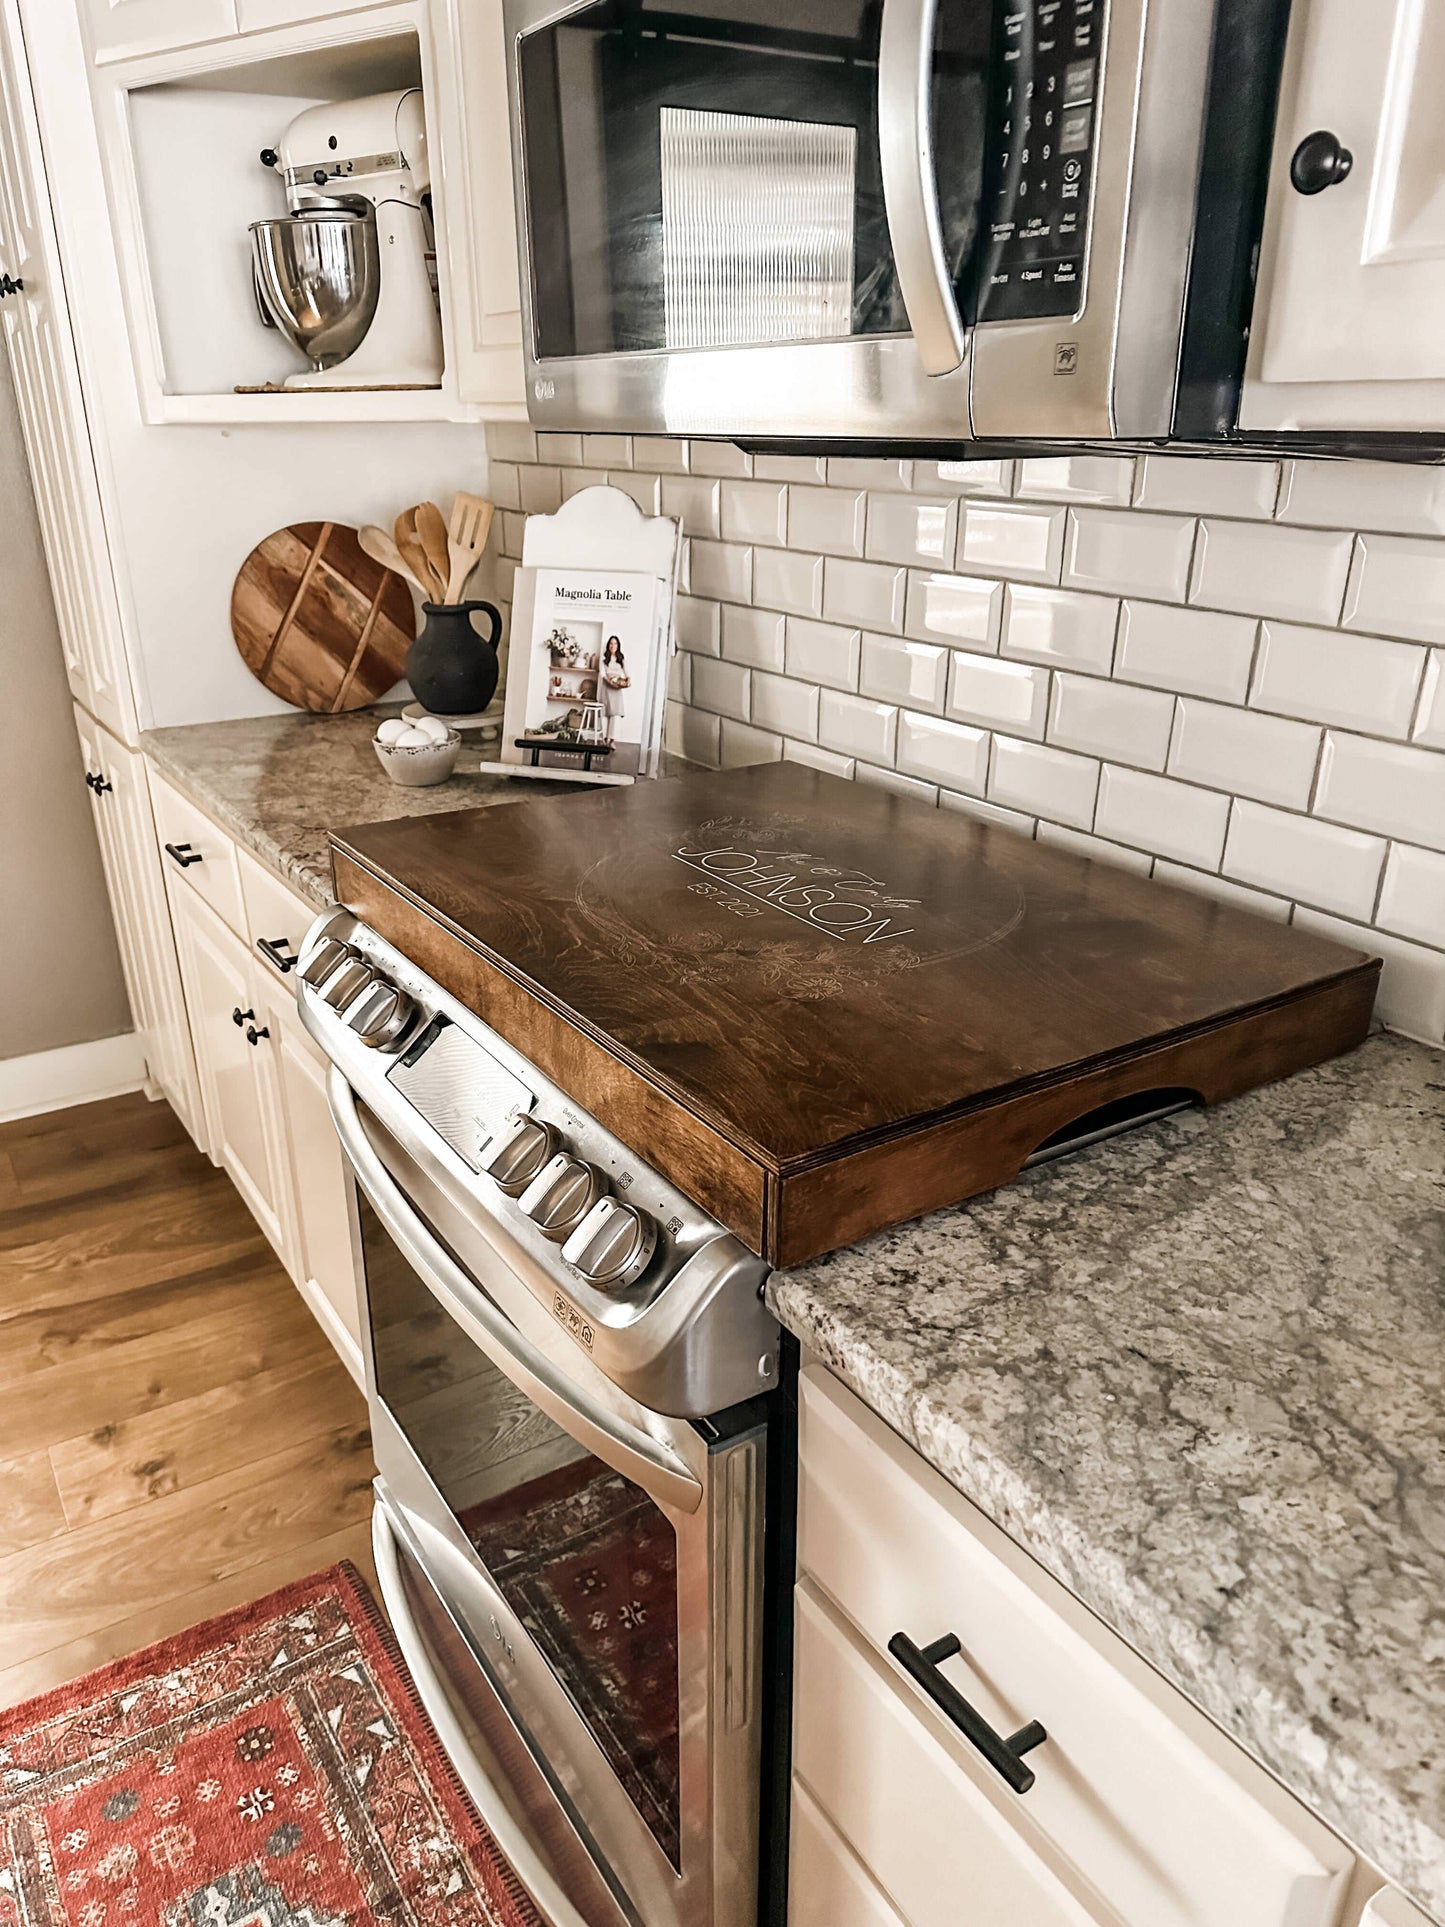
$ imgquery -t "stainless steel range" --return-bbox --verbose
[297,906,779,1927]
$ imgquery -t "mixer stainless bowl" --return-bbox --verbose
[250,210,381,373]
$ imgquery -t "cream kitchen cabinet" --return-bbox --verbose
[73,707,204,1145]
[82,0,237,62]
[1359,1890,1437,1927]
[1242,0,1445,431]
[235,0,383,28]
[0,0,136,741]
[791,1365,1361,1927]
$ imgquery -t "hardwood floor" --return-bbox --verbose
[0,1089,376,1709]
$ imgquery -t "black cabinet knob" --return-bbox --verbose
[0,273,24,298]
[245,1023,270,1047]
[232,1006,254,1027]
[84,770,112,794]
[1290,130,1354,195]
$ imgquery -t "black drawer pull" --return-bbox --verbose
[232,1006,254,1027]
[165,841,203,868]
[245,1023,270,1047]
[85,770,112,795]
[257,936,300,974]
[888,1631,1046,1794]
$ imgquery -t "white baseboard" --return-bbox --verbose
[0,1032,149,1124]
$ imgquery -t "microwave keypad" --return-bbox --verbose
[975,0,1101,322]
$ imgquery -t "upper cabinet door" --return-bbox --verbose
[1247,0,1445,419]
[82,0,236,63]
[0,5,136,739]
[234,0,373,29]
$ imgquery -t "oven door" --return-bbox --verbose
[330,1074,765,1927]
[506,0,994,438]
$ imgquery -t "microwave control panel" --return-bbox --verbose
[976,0,1101,321]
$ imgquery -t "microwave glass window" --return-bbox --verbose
[360,1195,684,1869]
[518,0,993,359]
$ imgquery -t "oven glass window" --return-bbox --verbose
[518,0,992,358]
[360,1199,683,1869]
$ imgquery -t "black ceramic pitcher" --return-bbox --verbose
[406,600,503,716]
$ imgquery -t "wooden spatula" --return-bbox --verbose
[445,492,496,603]
[394,508,446,604]
[359,523,425,595]
[415,502,453,605]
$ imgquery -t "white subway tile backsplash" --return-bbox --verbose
[1152,861,1290,921]
[689,441,753,477]
[827,458,913,492]
[1169,699,1321,809]
[1343,532,1445,644]
[689,539,753,603]
[1292,909,1445,1045]
[788,486,867,557]
[721,604,786,672]
[1250,620,1425,737]
[1036,821,1153,876]
[675,705,719,766]
[897,712,990,793]
[1115,601,1256,702]
[1064,508,1195,600]
[1190,520,1353,623]
[631,436,690,472]
[822,557,907,633]
[690,655,750,721]
[819,689,898,766]
[607,470,661,515]
[1278,461,1445,536]
[559,468,592,501]
[537,432,583,465]
[856,763,938,803]
[675,595,720,656]
[904,572,1003,653]
[1132,455,1279,519]
[959,502,1065,582]
[784,739,855,778]
[519,467,563,515]
[753,548,824,617]
[865,495,958,568]
[786,618,861,691]
[488,424,538,463]
[1225,801,1385,919]
[1378,842,1445,949]
[948,655,1049,738]
[916,458,1012,496]
[751,671,820,741]
[1315,732,1445,849]
[1016,457,1135,506]
[1002,585,1118,673]
[860,635,950,711]
[1096,765,1230,868]
[489,461,521,511]
[939,791,1036,835]
[1049,675,1175,770]
[580,433,633,469]
[722,480,788,547]
[1416,652,1445,748]
[989,737,1099,828]
[753,454,827,483]
[661,476,721,538]
[667,650,690,702]
[719,719,782,765]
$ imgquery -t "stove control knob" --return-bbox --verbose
[562,1197,657,1292]
[482,1111,560,1196]
[517,1153,604,1242]
[319,958,374,1012]
[298,937,351,989]
[343,979,415,1050]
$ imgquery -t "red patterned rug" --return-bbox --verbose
[0,1563,540,1927]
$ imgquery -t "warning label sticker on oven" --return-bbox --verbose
[553,1290,595,1350]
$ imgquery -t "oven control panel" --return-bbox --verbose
[976,0,1102,322]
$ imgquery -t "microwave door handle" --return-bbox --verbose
[328,1070,704,1517]
[878,0,968,375]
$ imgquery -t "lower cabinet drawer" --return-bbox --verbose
[789,1775,907,1927]
[239,846,319,984]
[797,1366,1355,1927]
[793,1582,1112,1927]
[151,772,245,934]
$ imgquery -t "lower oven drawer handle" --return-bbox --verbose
[327,1069,703,1516]
[371,1502,595,1927]
[887,1631,1047,1794]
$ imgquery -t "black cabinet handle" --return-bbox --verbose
[1290,130,1354,195]
[245,1023,270,1047]
[232,1006,254,1027]
[165,841,203,868]
[85,771,112,794]
[256,936,300,974]
[888,1632,1047,1794]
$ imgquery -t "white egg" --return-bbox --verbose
[393,725,433,747]
[375,717,409,745]
[414,715,452,744]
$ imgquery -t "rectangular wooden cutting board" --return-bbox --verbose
[330,764,1379,1265]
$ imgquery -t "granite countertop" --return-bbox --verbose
[770,1032,1445,1920]
[143,708,605,905]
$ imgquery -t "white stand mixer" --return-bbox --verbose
[251,88,443,390]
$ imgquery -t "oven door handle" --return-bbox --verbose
[329,1070,704,1516]
[878,0,969,376]
[371,1500,597,1927]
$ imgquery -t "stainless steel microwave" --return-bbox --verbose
[503,0,1339,449]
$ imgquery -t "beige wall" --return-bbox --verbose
[0,351,131,1063]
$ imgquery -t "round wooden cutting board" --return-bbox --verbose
[231,521,415,712]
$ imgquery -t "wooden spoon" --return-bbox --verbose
[445,492,497,603]
[415,501,453,606]
[394,508,446,604]
[358,523,425,595]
